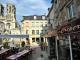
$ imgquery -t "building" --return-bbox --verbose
[47,0,80,60]
[21,15,48,46]
[45,0,59,60]
[0,2,21,47]
[0,3,4,16]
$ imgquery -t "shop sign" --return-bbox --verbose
[60,25,80,33]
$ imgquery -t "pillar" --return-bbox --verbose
[45,37,48,45]
[56,36,59,60]
[39,37,41,43]
[35,37,36,42]
[44,37,46,42]
[68,35,73,60]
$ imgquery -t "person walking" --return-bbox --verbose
[37,54,45,60]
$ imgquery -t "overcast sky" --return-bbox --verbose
[1,0,51,23]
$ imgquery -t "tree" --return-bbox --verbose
[21,41,25,47]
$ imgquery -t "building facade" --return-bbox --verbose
[47,0,80,60]
[21,15,48,46]
[0,2,21,47]
[46,1,57,59]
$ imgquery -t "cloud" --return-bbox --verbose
[1,0,51,23]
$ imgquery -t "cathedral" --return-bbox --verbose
[0,2,21,47]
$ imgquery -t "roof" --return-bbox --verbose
[47,0,54,17]
[21,15,47,22]
[47,4,54,17]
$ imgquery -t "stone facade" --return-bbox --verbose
[47,0,80,60]
[21,15,48,46]
[0,3,20,47]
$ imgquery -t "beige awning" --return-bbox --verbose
[43,30,57,37]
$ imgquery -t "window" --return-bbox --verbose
[34,16,36,19]
[6,23,10,29]
[67,3,75,19]
[9,6,11,13]
[32,22,35,27]
[36,22,39,27]
[45,30,47,32]
[42,16,45,20]
[32,38,35,42]
[41,24,44,27]
[0,22,4,31]
[41,30,43,34]
[36,30,39,34]
[32,30,35,34]
[26,30,28,34]
[36,38,39,42]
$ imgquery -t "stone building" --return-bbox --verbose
[47,0,80,60]
[0,2,21,47]
[21,15,48,46]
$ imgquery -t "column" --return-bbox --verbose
[45,37,48,45]
[39,37,41,43]
[35,37,36,42]
[56,36,59,60]
[68,35,73,60]
[29,38,32,46]
[44,37,46,42]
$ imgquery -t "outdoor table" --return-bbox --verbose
[7,50,30,60]
[0,49,9,54]
[0,49,10,60]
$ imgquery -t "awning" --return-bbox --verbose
[43,30,57,37]
[0,35,29,38]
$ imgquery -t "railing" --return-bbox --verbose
[0,34,29,38]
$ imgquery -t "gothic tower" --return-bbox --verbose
[0,3,4,16]
[6,0,16,29]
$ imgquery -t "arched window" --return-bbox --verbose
[6,23,10,29]
[0,22,5,31]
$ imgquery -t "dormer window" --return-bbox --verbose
[34,16,36,20]
[42,16,45,20]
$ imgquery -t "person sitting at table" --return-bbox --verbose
[1,46,4,50]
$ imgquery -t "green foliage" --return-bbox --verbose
[21,41,25,47]
[3,42,9,48]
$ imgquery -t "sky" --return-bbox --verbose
[1,0,51,23]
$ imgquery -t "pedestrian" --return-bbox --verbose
[37,54,45,60]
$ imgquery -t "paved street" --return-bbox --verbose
[30,46,49,60]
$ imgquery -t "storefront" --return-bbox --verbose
[45,30,57,60]
[57,18,80,60]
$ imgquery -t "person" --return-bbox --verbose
[1,46,4,50]
[37,54,45,60]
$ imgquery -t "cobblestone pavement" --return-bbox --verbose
[30,46,49,60]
